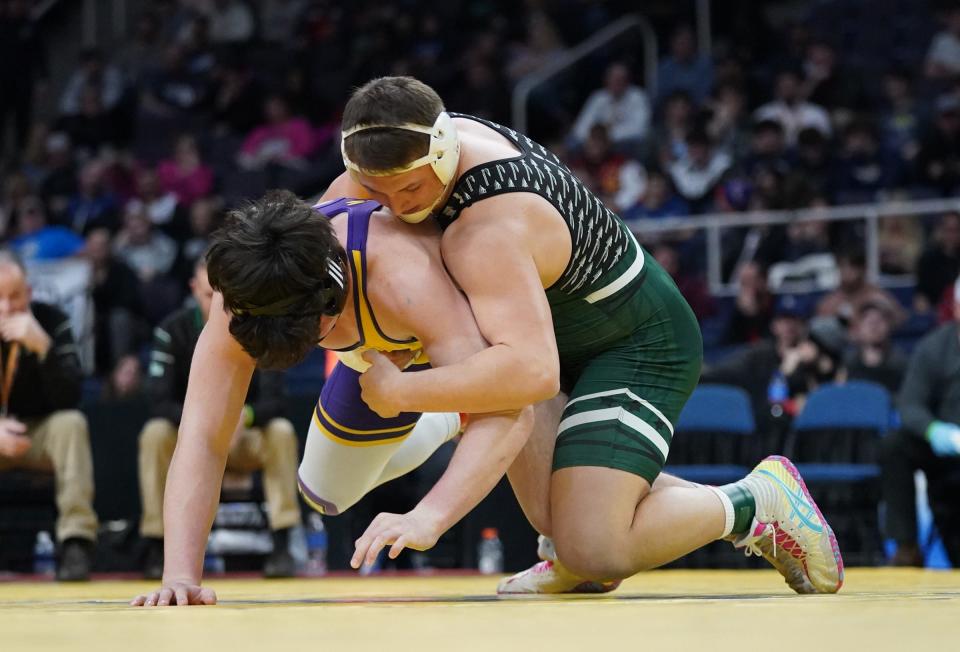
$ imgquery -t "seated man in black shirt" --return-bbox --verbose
[138,257,300,579]
[0,249,98,580]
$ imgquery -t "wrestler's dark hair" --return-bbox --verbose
[342,76,444,172]
[206,190,346,370]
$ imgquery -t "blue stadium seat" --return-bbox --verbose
[792,380,893,434]
[666,384,756,486]
[790,381,893,564]
[677,384,756,434]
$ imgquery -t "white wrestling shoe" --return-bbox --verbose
[730,456,844,594]
[496,535,622,595]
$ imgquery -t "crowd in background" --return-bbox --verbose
[1,0,960,572]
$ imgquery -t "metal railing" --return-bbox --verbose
[629,196,960,296]
[511,14,658,134]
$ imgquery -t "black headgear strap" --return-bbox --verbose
[230,252,347,318]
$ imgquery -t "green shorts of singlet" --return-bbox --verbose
[552,287,703,484]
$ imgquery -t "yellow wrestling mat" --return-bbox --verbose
[0,569,956,651]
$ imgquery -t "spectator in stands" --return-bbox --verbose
[760,200,835,280]
[139,44,210,120]
[10,196,84,263]
[705,83,750,160]
[878,208,924,276]
[816,249,907,327]
[882,277,960,567]
[925,6,960,79]
[59,48,124,117]
[64,159,119,236]
[175,195,220,285]
[754,69,832,145]
[101,354,144,401]
[570,124,646,214]
[0,249,97,580]
[879,69,926,164]
[156,134,214,207]
[844,301,908,394]
[206,0,255,46]
[138,258,300,579]
[654,90,694,167]
[147,0,190,41]
[0,0,48,157]
[916,211,960,312]
[782,315,848,410]
[653,242,715,320]
[84,227,145,376]
[702,293,812,427]
[741,119,791,179]
[20,122,52,188]
[792,127,833,195]
[831,121,899,201]
[571,62,651,149]
[915,94,960,195]
[211,57,263,137]
[259,0,310,45]
[0,171,32,239]
[668,128,731,212]
[448,61,509,125]
[57,82,122,158]
[117,11,164,86]
[238,94,319,171]
[620,169,689,223]
[800,41,859,113]
[722,260,774,346]
[38,133,77,218]
[655,25,713,106]
[504,12,564,83]
[179,14,216,76]
[133,168,185,240]
[116,199,182,325]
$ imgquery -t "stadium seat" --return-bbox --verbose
[789,381,893,564]
[792,380,893,434]
[667,384,756,485]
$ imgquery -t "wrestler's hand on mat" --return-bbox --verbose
[351,508,442,569]
[130,581,217,607]
[359,350,407,418]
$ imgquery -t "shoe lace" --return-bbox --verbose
[741,522,776,559]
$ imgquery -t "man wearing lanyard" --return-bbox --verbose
[0,249,98,580]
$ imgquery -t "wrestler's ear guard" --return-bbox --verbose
[341,111,460,185]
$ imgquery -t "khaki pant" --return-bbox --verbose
[138,417,301,538]
[0,410,99,542]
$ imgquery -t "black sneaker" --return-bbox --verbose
[142,537,164,580]
[56,538,93,582]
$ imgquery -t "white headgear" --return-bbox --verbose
[340,111,460,185]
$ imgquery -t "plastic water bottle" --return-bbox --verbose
[767,370,789,418]
[33,531,56,577]
[477,527,504,575]
[305,512,327,576]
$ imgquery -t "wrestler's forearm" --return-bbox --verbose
[414,407,534,533]
[161,438,228,584]
[396,345,559,413]
[161,315,254,584]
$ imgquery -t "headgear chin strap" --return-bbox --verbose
[230,256,347,318]
[341,111,461,186]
